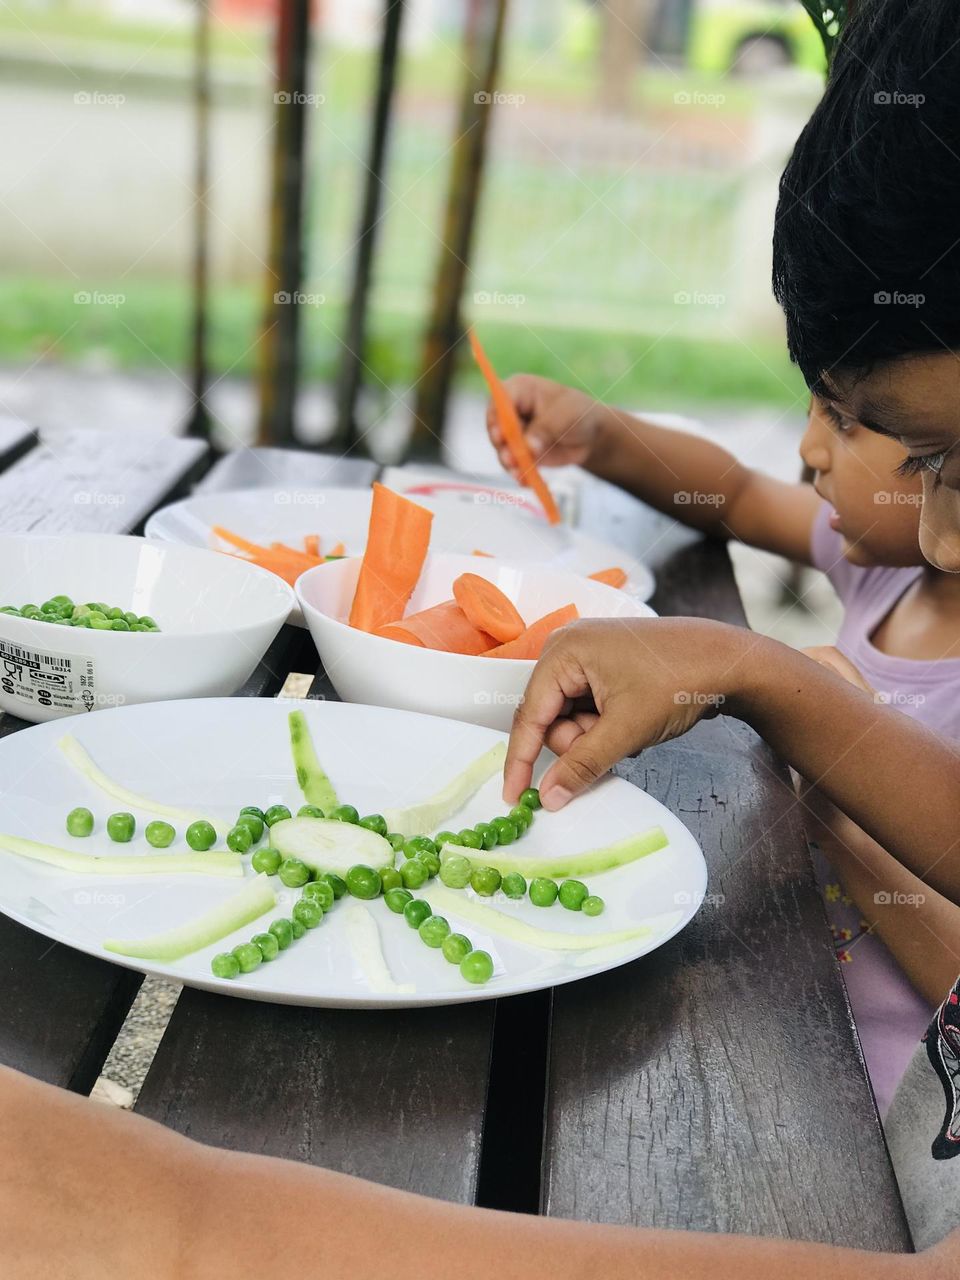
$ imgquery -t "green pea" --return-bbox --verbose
[211,951,241,979]
[457,828,483,850]
[138,615,159,630]
[519,788,540,810]
[240,805,266,822]
[302,879,334,911]
[66,806,94,838]
[380,866,403,893]
[346,864,381,900]
[297,804,325,819]
[111,618,131,631]
[252,931,279,961]
[106,811,135,843]
[558,879,588,911]
[264,804,292,827]
[330,804,359,824]
[403,898,432,930]
[509,804,533,832]
[439,853,473,890]
[236,812,264,842]
[324,872,348,900]
[278,858,310,888]
[291,918,306,940]
[145,820,175,849]
[386,832,406,853]
[129,623,146,632]
[50,594,73,608]
[106,606,124,620]
[399,858,428,890]
[470,865,502,897]
[251,847,281,876]
[492,817,518,845]
[123,611,139,626]
[226,824,252,854]
[269,918,294,950]
[529,877,558,908]
[435,830,462,848]
[582,895,605,917]
[418,915,451,949]
[442,933,472,965]
[384,887,414,914]
[501,872,527,898]
[474,821,498,850]
[20,604,40,618]
[405,835,438,858]
[292,898,322,930]
[40,599,60,614]
[90,616,113,630]
[414,849,441,878]
[185,820,216,851]
[359,813,387,836]
[232,941,263,973]
[460,950,494,984]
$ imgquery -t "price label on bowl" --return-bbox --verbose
[0,638,97,715]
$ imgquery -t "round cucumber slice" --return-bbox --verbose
[268,816,394,876]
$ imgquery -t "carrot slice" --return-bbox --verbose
[472,549,493,557]
[212,525,268,558]
[485,604,579,660]
[452,572,524,643]
[330,541,346,557]
[349,484,434,632]
[467,328,562,526]
[375,623,425,647]
[304,534,321,557]
[589,567,628,589]
[380,600,496,655]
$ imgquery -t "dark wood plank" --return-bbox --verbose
[542,483,911,1247]
[0,416,35,472]
[136,991,494,1202]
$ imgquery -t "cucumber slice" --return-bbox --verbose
[342,902,415,995]
[382,742,507,839]
[288,710,338,811]
[104,876,275,961]
[0,833,242,877]
[427,884,655,952]
[58,735,225,835]
[439,826,668,879]
[268,816,394,876]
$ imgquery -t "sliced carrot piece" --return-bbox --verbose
[330,541,346,557]
[589,567,628,589]
[212,525,269,558]
[304,534,321,557]
[472,549,493,557]
[485,604,579,660]
[467,328,562,526]
[375,623,425,647]
[349,484,434,633]
[381,600,496,655]
[452,572,524,644]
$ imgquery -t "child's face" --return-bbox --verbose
[819,355,960,573]
[800,396,925,568]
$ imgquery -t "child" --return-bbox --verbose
[487,381,960,1114]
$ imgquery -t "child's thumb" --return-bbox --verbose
[538,715,638,811]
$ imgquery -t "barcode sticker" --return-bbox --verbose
[0,638,97,715]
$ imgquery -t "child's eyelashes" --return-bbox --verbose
[895,452,946,478]
[821,402,855,432]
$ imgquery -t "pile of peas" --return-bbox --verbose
[3,596,160,632]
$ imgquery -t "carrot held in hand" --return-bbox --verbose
[453,572,524,643]
[485,604,579,660]
[349,484,433,632]
[467,328,562,525]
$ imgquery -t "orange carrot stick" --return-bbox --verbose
[467,328,562,525]
[329,541,346,557]
[382,599,496,655]
[453,572,524,643]
[304,534,321,557]
[589,567,628,589]
[472,549,493,557]
[211,525,268,558]
[349,484,434,633]
[485,604,579,660]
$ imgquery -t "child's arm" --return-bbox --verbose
[0,1060,948,1280]
[503,618,960,905]
[486,374,821,564]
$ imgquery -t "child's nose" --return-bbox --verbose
[799,416,831,474]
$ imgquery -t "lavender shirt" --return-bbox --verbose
[810,502,960,1116]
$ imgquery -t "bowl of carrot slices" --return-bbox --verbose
[295,485,655,730]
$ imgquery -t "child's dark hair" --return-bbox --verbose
[772,0,960,391]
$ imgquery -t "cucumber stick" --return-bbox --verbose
[382,741,507,839]
[0,833,242,877]
[269,816,394,875]
[439,826,668,879]
[427,884,654,952]
[58,734,226,835]
[288,710,339,811]
[104,876,275,961]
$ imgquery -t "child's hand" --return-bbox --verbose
[801,645,875,694]
[485,374,609,475]
[503,617,747,810]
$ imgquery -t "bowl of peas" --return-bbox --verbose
[0,532,294,723]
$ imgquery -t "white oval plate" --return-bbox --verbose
[0,698,705,1007]
[144,487,657,624]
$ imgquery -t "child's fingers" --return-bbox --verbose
[536,707,639,810]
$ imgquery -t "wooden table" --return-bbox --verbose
[0,440,912,1250]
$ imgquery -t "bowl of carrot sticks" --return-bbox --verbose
[295,485,654,730]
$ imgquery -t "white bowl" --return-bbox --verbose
[0,533,294,723]
[296,552,656,730]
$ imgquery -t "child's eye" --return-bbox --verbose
[822,402,854,432]
[895,452,946,478]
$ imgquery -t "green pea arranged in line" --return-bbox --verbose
[269,918,294,950]
[226,824,252,854]
[491,817,518,845]
[399,858,428,890]
[186,820,216,852]
[252,931,279,962]
[264,804,292,828]
[529,877,558,908]
[297,804,325,819]
[441,933,472,965]
[460,950,494,984]
[473,821,498,850]
[519,787,541,811]
[582,895,605,917]
[66,806,94,838]
[240,805,266,823]
[501,871,527,899]
[346,864,381,900]
[439,853,472,890]
[384,887,413,914]
[236,811,264,842]
[291,918,307,940]
[434,830,461,848]
[323,872,348,900]
[145,820,175,849]
[558,879,588,911]
[302,879,334,911]
[404,835,437,859]
[106,811,135,843]
[232,941,263,973]
[380,867,403,893]
[418,915,451,949]
[211,951,241,979]
[509,804,533,832]
[359,813,387,835]
[278,857,310,888]
[330,804,359,824]
[470,865,501,897]
[386,832,406,853]
[413,849,441,878]
[403,898,432,930]
[251,847,281,876]
[457,828,483,850]
[292,899,323,930]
